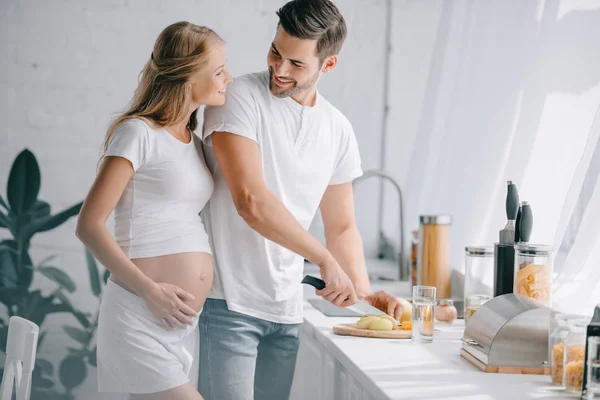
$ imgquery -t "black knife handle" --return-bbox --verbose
[519,202,533,243]
[506,181,519,220]
[301,275,326,290]
[515,205,522,243]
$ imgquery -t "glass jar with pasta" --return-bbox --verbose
[563,318,589,394]
[513,243,552,306]
[549,313,576,386]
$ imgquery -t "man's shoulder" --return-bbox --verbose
[227,71,269,98]
[318,95,353,131]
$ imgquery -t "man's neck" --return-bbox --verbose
[291,87,317,107]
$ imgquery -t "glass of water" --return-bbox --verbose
[587,336,600,398]
[412,285,436,343]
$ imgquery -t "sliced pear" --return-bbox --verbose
[397,297,413,323]
[355,316,379,329]
[379,314,398,328]
[368,318,394,331]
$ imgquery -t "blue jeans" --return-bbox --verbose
[199,299,301,400]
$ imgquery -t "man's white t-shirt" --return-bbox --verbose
[202,71,363,324]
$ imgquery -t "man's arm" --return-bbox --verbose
[211,131,357,307]
[319,182,371,297]
[320,182,403,320]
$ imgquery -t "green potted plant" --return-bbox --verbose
[0,149,107,399]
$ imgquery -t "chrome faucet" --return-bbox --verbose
[353,169,407,281]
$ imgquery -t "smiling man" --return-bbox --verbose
[199,1,402,399]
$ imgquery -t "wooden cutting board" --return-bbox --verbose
[460,349,550,375]
[332,323,412,339]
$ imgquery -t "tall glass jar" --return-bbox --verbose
[411,230,419,287]
[549,313,572,386]
[564,318,589,394]
[513,243,553,306]
[417,215,452,299]
[464,246,494,319]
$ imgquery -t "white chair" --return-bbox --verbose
[0,316,39,400]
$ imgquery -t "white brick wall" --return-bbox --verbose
[0,1,391,398]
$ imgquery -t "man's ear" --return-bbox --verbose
[321,55,338,73]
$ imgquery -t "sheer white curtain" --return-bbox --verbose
[381,0,600,315]
[553,106,600,315]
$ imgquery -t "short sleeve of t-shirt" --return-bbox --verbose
[202,81,258,146]
[104,119,150,172]
[330,125,363,185]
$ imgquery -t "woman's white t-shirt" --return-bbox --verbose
[104,118,214,259]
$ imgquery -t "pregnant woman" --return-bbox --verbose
[76,21,231,399]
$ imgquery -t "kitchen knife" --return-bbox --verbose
[515,204,522,243]
[499,181,520,244]
[519,201,533,243]
[301,275,385,316]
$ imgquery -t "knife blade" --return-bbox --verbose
[301,275,385,316]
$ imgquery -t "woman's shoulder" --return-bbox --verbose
[112,117,162,144]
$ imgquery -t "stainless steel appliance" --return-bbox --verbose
[461,293,550,373]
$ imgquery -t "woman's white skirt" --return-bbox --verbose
[96,279,201,394]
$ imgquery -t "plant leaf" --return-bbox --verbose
[0,323,8,354]
[36,358,55,376]
[22,202,83,242]
[37,330,47,351]
[38,266,76,293]
[59,355,87,390]
[0,195,9,212]
[33,376,55,389]
[0,210,10,229]
[85,250,101,297]
[72,310,91,330]
[103,269,110,285]
[54,290,91,329]
[0,239,34,289]
[32,302,73,325]
[17,261,34,288]
[87,347,97,367]
[20,290,46,323]
[63,326,88,344]
[28,200,51,220]
[0,287,27,309]
[0,240,18,254]
[7,149,41,215]
[0,240,19,288]
[36,254,58,268]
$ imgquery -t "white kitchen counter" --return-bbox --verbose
[291,278,578,400]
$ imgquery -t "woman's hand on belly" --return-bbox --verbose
[141,282,198,330]
[133,252,213,313]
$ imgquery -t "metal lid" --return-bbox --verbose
[438,299,454,306]
[568,317,592,331]
[514,243,553,256]
[465,246,494,256]
[555,313,585,326]
[419,215,453,225]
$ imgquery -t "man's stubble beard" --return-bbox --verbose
[268,67,320,98]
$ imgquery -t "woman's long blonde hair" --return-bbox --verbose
[102,22,222,156]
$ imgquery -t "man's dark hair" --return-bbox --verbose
[276,0,347,62]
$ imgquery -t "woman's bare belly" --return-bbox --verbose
[112,252,213,313]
